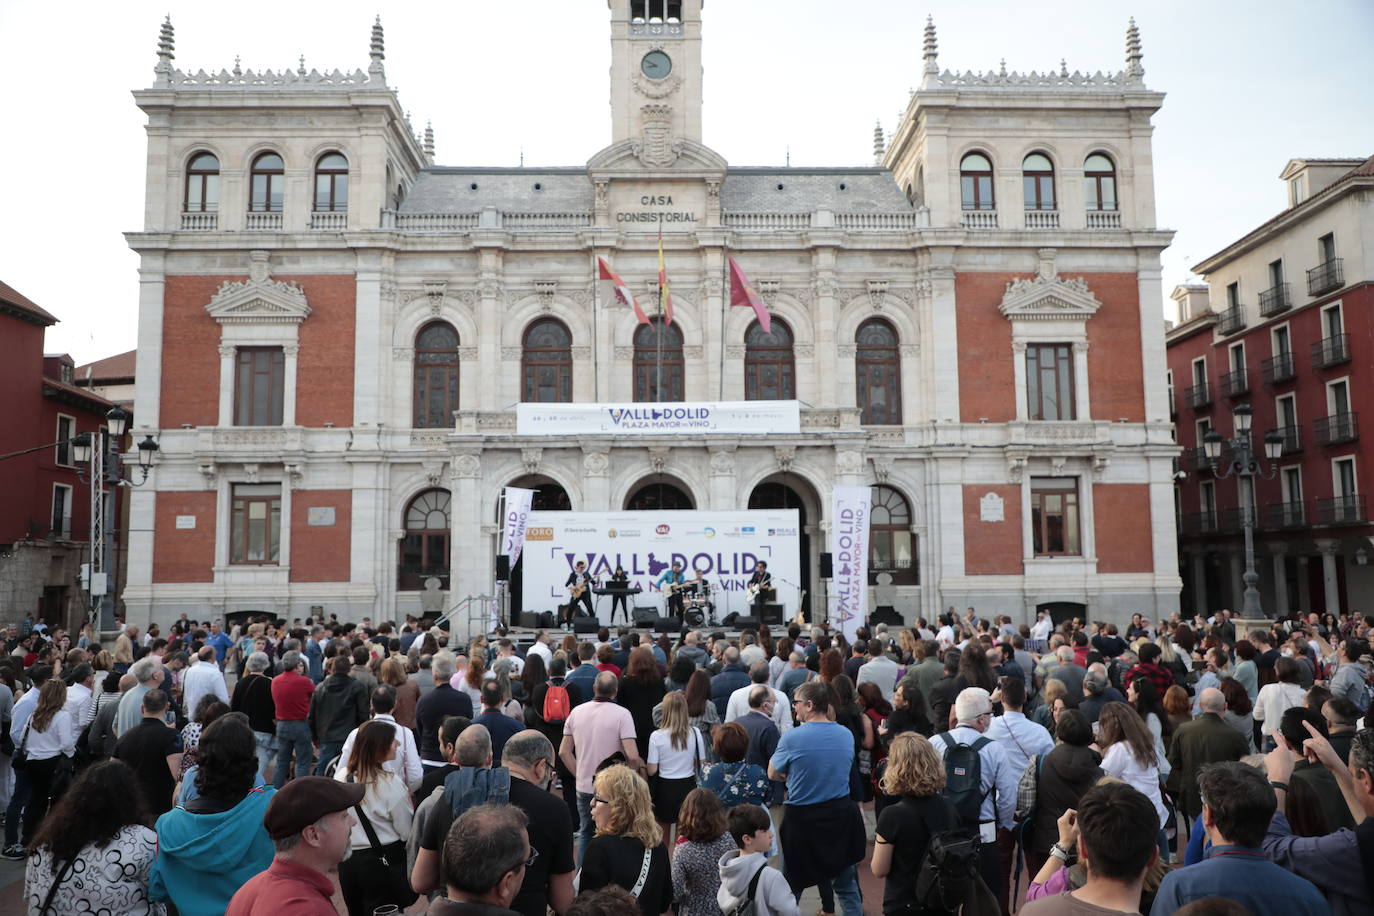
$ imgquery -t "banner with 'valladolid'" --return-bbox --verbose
[516,401,800,436]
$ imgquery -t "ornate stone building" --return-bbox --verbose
[124,2,1181,635]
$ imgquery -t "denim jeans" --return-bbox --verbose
[252,730,276,779]
[315,741,345,777]
[3,765,31,847]
[576,790,595,865]
[273,720,313,788]
[797,864,860,916]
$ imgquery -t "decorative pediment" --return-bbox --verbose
[998,248,1100,321]
[586,137,728,179]
[206,251,310,326]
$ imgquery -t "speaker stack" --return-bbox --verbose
[654,616,684,634]
[495,554,511,581]
[819,552,834,579]
[732,615,761,631]
[574,617,599,634]
[633,607,659,627]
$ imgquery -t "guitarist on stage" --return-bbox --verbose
[607,565,631,625]
[563,560,595,625]
[655,561,687,621]
[746,561,775,616]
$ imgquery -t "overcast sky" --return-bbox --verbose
[2,0,1370,365]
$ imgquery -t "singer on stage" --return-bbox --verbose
[607,565,631,624]
[563,561,595,625]
[747,560,774,615]
[655,561,686,620]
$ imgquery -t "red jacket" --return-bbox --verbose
[1124,661,1174,696]
[270,670,316,721]
[225,857,336,916]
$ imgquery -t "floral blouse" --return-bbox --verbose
[698,761,770,809]
[671,832,737,916]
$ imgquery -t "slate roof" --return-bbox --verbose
[399,166,914,214]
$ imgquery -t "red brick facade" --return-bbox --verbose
[152,490,216,583]
[963,484,1023,574]
[1093,483,1153,573]
[289,490,353,583]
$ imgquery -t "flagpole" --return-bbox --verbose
[655,275,665,403]
[591,249,600,403]
[719,240,728,401]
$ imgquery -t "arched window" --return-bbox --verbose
[870,485,917,585]
[413,321,460,428]
[633,318,684,402]
[856,318,902,425]
[314,152,348,212]
[521,318,573,402]
[960,152,994,211]
[185,152,220,213]
[1084,153,1118,211]
[744,318,795,401]
[625,480,695,510]
[1022,153,1056,210]
[398,489,450,590]
[250,152,285,212]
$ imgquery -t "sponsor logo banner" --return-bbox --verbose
[516,400,800,436]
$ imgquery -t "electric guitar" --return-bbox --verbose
[746,579,772,601]
[568,577,592,600]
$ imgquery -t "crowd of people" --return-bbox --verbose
[0,604,1370,915]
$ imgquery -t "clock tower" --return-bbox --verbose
[608,0,704,149]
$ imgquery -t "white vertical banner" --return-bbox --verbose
[501,487,536,568]
[829,485,871,643]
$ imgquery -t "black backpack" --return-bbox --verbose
[911,800,983,913]
[937,732,992,829]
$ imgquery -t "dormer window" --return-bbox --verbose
[185,152,220,213]
[1289,173,1307,207]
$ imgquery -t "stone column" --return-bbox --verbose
[217,345,236,425]
[282,343,299,426]
[580,443,611,511]
[1316,539,1342,614]
[708,444,737,510]
[1268,543,1290,618]
[1228,550,1245,612]
[1011,340,1028,421]
[449,452,486,640]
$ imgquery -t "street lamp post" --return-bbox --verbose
[71,407,158,635]
[1203,403,1284,619]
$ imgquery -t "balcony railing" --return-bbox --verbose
[1315,412,1359,446]
[1024,210,1060,229]
[1314,495,1366,526]
[1186,381,1211,409]
[1312,333,1350,368]
[1261,352,1296,385]
[1216,304,1247,335]
[1180,510,1220,535]
[1218,507,1253,533]
[245,211,283,230]
[723,212,813,230]
[1307,258,1344,296]
[398,564,450,591]
[961,210,999,229]
[1265,501,1308,529]
[310,210,347,229]
[1086,210,1122,229]
[1220,367,1250,398]
[1273,424,1302,455]
[180,211,218,230]
[1259,283,1291,317]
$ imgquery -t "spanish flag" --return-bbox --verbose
[598,257,650,326]
[657,225,675,326]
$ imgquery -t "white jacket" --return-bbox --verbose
[717,852,798,916]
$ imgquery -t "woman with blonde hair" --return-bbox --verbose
[581,765,672,916]
[1032,677,1067,732]
[647,691,707,848]
[869,732,958,914]
[379,656,419,729]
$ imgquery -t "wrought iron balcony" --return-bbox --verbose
[1180,510,1220,535]
[1216,304,1247,335]
[1264,501,1308,529]
[1259,283,1291,317]
[1314,495,1366,526]
[1261,352,1296,385]
[1183,446,1212,472]
[1220,368,1250,398]
[1272,424,1302,455]
[1186,381,1211,409]
[1315,412,1359,446]
[1218,507,1251,533]
[1307,259,1344,297]
[1312,333,1350,369]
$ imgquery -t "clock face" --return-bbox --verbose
[641,50,672,79]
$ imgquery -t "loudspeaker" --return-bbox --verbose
[654,616,683,634]
[495,554,510,581]
[574,617,600,634]
[819,552,833,579]
[633,607,658,627]
[733,615,760,631]
[721,612,739,627]
[760,603,784,626]
[518,611,539,629]
[538,611,555,629]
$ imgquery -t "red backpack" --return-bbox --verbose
[542,683,571,723]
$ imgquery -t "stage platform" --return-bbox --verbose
[459,623,797,651]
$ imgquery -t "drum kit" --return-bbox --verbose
[677,580,714,627]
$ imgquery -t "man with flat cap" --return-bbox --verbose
[226,776,363,915]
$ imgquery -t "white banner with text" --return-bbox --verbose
[516,401,800,436]
[829,486,871,642]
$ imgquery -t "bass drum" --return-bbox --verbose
[683,607,706,627]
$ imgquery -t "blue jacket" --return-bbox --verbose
[1150,844,1330,916]
[150,787,277,916]
[304,637,324,682]
[711,665,751,719]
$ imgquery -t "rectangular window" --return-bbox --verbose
[230,484,282,565]
[1030,477,1080,556]
[55,415,74,467]
[1226,282,1239,309]
[1166,371,1174,412]
[50,484,72,539]
[1319,233,1336,264]
[1329,380,1350,417]
[1336,458,1357,499]
[1277,394,1297,430]
[1025,344,1075,421]
[1281,467,1302,503]
[234,347,285,426]
[1272,325,1290,357]
[1229,342,1245,372]
[1269,259,1285,288]
[1192,357,1206,388]
[1200,481,1217,529]
[1324,303,1344,339]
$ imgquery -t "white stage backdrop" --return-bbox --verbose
[522,510,801,622]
